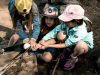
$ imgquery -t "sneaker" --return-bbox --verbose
[59,48,73,60]
[64,56,78,70]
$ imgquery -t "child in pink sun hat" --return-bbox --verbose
[35,4,94,70]
[59,4,84,22]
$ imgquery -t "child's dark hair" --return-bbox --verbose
[84,20,93,32]
[40,16,59,33]
[75,19,92,32]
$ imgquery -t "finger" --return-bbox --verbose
[31,47,37,51]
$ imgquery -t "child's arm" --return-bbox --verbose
[31,39,56,51]
[40,43,66,50]
[47,43,66,48]
[45,39,56,45]
[42,24,62,41]
[39,39,56,46]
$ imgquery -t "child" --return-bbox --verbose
[8,0,40,49]
[39,4,94,70]
[37,4,59,41]
[32,5,60,63]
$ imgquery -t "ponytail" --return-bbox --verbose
[84,20,93,32]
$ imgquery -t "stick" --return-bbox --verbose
[51,58,60,75]
[0,46,30,75]
[2,43,24,53]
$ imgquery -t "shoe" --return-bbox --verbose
[64,56,78,70]
[59,48,73,60]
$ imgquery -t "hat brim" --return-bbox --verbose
[59,13,84,22]
[44,14,58,19]
[58,14,73,22]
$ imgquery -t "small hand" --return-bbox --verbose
[39,44,48,50]
[39,40,47,46]
[30,40,37,51]
[33,44,42,51]
[23,38,30,44]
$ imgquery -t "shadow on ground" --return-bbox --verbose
[0,25,14,40]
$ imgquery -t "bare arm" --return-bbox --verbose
[47,43,66,48]
[39,39,56,45]
[45,39,56,45]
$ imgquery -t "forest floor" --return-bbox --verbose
[0,0,100,75]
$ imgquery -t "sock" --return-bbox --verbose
[71,54,77,59]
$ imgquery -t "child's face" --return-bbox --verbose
[65,20,77,28]
[45,17,55,27]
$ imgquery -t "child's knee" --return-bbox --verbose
[42,52,52,62]
[57,31,66,41]
[75,41,89,53]
[13,34,19,40]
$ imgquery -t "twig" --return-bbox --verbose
[0,47,30,75]
[51,58,60,75]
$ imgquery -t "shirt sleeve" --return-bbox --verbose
[42,25,62,41]
[65,25,88,47]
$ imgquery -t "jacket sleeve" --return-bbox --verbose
[16,20,28,40]
[42,25,62,41]
[31,1,40,41]
[8,0,15,18]
[65,24,88,47]
[31,15,40,40]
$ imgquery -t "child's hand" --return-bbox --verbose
[23,38,30,44]
[30,38,37,48]
[39,39,47,46]
[39,44,48,50]
[30,40,37,51]
[32,44,42,51]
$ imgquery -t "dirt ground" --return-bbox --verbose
[0,0,100,75]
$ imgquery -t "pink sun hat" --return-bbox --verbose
[58,4,84,22]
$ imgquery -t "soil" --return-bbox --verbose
[0,0,100,75]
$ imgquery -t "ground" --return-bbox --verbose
[0,0,100,75]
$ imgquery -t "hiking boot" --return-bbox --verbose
[64,56,78,70]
